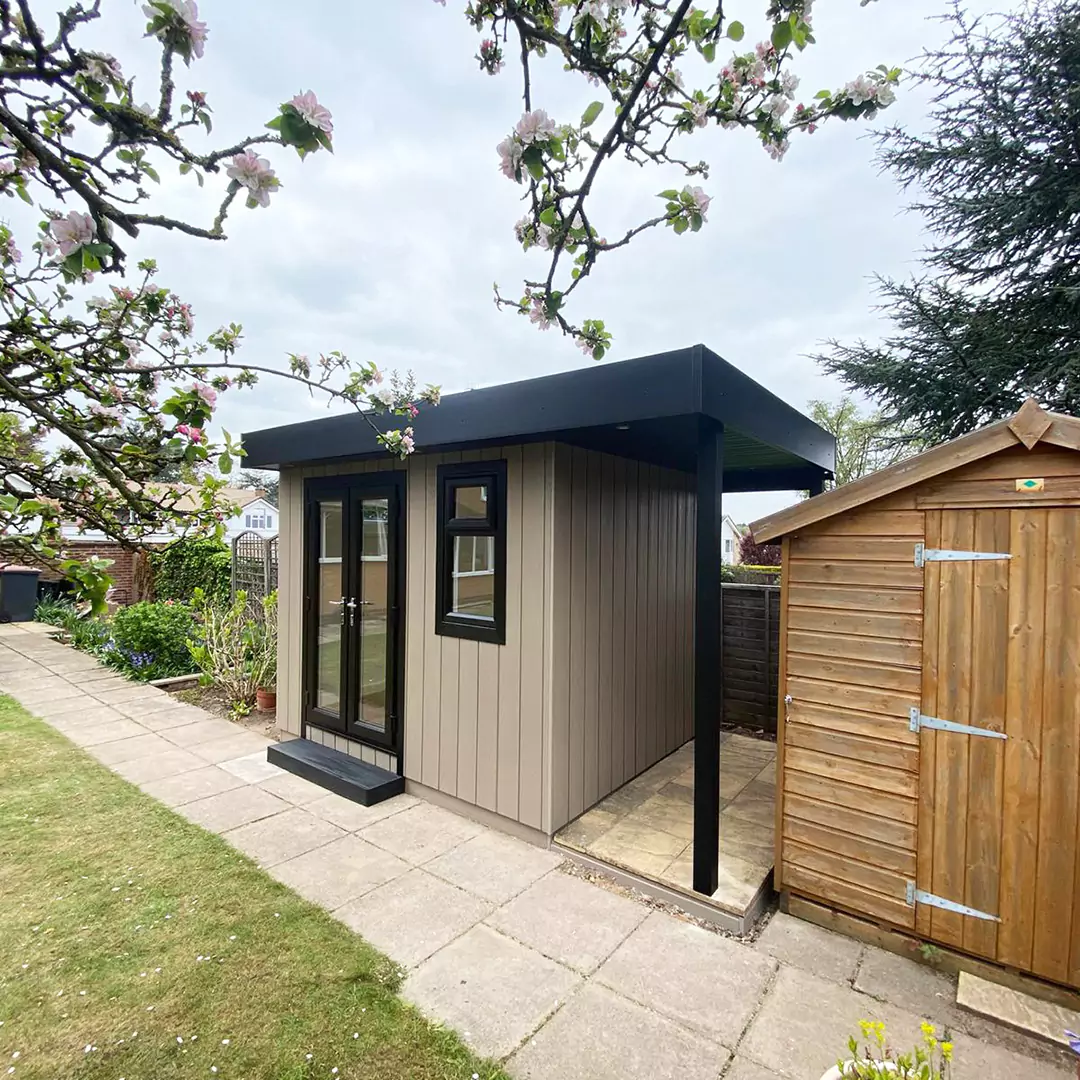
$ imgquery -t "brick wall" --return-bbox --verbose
[62,542,154,605]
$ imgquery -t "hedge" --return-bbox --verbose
[150,537,231,606]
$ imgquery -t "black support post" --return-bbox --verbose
[693,417,723,896]
[807,471,826,497]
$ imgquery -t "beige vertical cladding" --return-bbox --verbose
[544,444,696,834]
[277,441,694,838]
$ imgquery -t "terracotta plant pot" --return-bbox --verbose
[255,687,276,713]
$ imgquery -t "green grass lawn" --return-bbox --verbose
[0,695,506,1080]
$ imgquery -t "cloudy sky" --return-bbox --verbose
[74,0,995,521]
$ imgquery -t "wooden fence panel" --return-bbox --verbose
[721,583,780,734]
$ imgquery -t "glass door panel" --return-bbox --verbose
[357,497,389,733]
[315,499,344,716]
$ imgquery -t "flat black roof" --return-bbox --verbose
[242,344,834,491]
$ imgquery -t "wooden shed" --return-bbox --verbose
[751,399,1080,991]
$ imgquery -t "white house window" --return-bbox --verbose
[724,538,733,558]
[245,510,274,530]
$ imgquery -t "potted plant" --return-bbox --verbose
[821,1021,952,1080]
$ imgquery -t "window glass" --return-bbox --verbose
[451,534,495,618]
[266,514,273,528]
[320,504,343,561]
[362,504,388,559]
[245,514,251,528]
[453,484,488,520]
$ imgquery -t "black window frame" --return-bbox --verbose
[434,460,507,645]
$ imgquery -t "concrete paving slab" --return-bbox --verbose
[223,807,343,866]
[219,750,281,784]
[956,972,1080,1048]
[853,946,959,1021]
[140,765,247,808]
[595,911,775,1047]
[948,1028,1074,1080]
[425,829,563,905]
[45,705,127,730]
[65,718,149,747]
[271,834,409,910]
[130,707,207,731]
[725,1054,789,1080]
[15,684,91,707]
[88,733,175,766]
[488,869,648,975]
[509,982,727,1080]
[161,717,243,747]
[191,731,273,765]
[335,869,492,968]
[257,771,334,806]
[754,911,863,985]
[304,790,419,831]
[90,684,169,706]
[741,965,926,1080]
[178,784,290,833]
[404,924,581,1059]
[359,801,484,865]
[111,746,207,784]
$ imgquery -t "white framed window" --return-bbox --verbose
[319,503,342,563]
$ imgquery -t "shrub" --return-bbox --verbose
[102,601,199,682]
[67,616,111,656]
[737,531,782,567]
[151,538,231,606]
[187,589,276,716]
[35,596,80,629]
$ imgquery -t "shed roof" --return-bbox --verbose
[751,399,1080,541]
[242,344,835,491]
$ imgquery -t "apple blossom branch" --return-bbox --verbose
[453,0,900,358]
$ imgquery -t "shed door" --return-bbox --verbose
[918,507,1080,987]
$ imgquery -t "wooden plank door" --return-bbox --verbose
[918,507,1080,987]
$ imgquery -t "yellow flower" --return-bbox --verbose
[941,1042,954,1061]
[920,1022,936,1038]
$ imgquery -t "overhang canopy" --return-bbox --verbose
[751,399,1080,541]
[242,344,835,491]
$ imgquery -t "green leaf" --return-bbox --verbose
[702,42,716,63]
[593,345,605,360]
[673,217,689,235]
[218,451,232,475]
[179,162,191,175]
[771,21,793,50]
[690,212,702,232]
[658,189,680,199]
[581,100,604,127]
[265,115,283,131]
[200,112,212,134]
[142,164,160,183]
[726,20,745,41]
[539,206,557,226]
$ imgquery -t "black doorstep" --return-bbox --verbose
[267,738,404,806]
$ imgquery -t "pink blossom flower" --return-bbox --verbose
[175,424,203,443]
[765,135,790,161]
[144,0,207,60]
[514,216,531,244]
[576,337,596,359]
[192,382,216,408]
[401,427,415,454]
[226,150,278,208]
[406,403,419,419]
[50,211,94,257]
[528,297,553,330]
[691,101,709,128]
[497,136,522,180]
[844,74,876,106]
[84,52,123,84]
[39,234,57,257]
[687,185,711,219]
[515,109,557,145]
[763,94,790,120]
[4,235,21,265]
[370,385,395,408]
[289,91,333,135]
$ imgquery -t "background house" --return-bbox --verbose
[721,515,746,564]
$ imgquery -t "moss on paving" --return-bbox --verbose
[0,695,507,1080]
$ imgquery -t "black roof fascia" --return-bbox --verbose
[242,344,834,476]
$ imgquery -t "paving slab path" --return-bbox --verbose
[0,622,1074,1080]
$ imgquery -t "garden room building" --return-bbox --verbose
[242,344,835,932]
[751,399,1080,992]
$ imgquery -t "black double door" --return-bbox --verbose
[303,473,404,755]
